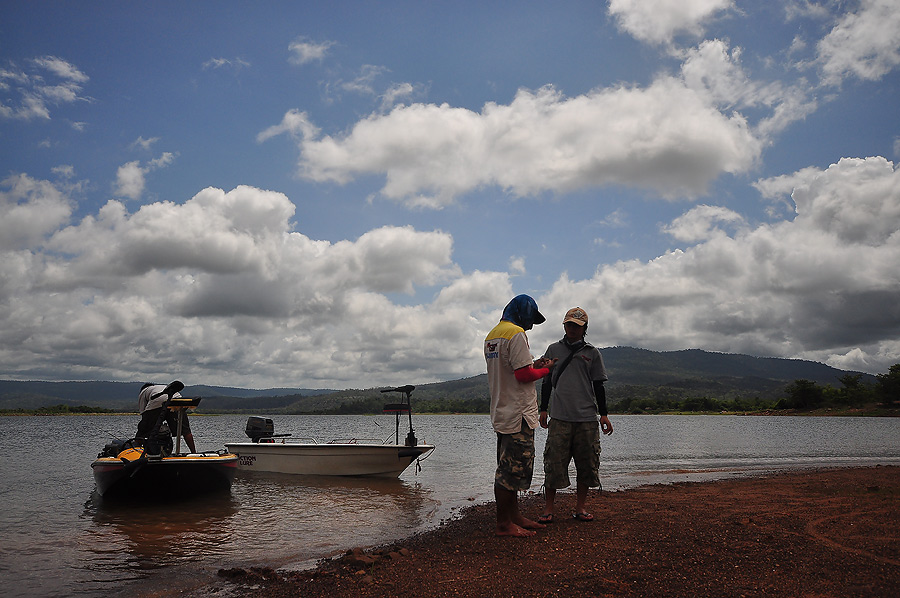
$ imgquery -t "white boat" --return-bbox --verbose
[225,385,434,478]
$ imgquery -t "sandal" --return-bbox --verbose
[537,513,554,524]
[573,512,594,522]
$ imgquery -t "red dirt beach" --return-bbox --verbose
[213,465,899,597]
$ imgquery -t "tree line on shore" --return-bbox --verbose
[4,363,897,417]
[282,363,900,416]
[0,404,119,415]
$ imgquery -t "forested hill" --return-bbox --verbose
[0,380,333,411]
[600,346,859,385]
[0,347,874,412]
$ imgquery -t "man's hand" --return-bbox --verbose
[599,415,613,435]
[533,357,558,369]
[539,411,549,429]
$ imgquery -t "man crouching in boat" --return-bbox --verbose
[136,383,197,454]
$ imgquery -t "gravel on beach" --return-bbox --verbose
[214,465,899,597]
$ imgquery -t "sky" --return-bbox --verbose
[1,0,899,390]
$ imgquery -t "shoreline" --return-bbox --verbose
[213,464,900,597]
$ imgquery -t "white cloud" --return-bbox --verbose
[818,0,900,86]
[289,79,763,208]
[662,204,746,242]
[2,158,899,387]
[130,136,159,151]
[114,152,176,200]
[0,56,89,121]
[31,56,89,83]
[608,0,734,46]
[202,57,250,70]
[318,64,424,112]
[531,156,900,375]
[51,164,75,178]
[0,173,73,251]
[380,82,418,111]
[784,1,832,21]
[265,37,827,209]
[257,109,319,143]
[288,37,335,65]
[0,182,484,387]
[339,64,388,96]
[115,161,145,201]
[680,40,818,137]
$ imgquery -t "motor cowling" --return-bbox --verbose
[245,416,274,442]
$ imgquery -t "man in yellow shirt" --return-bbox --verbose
[484,294,556,536]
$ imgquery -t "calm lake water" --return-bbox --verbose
[1,413,898,598]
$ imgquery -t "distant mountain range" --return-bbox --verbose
[0,347,874,412]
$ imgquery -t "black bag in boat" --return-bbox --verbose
[144,422,174,457]
[99,438,129,458]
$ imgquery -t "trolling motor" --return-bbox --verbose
[381,385,418,446]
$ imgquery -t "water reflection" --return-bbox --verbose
[224,471,438,567]
[81,468,438,579]
[84,490,239,573]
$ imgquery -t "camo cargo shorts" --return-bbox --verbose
[543,419,601,490]
[494,420,535,492]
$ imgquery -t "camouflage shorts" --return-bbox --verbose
[495,421,535,492]
[542,419,601,490]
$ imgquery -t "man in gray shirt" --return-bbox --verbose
[538,307,613,522]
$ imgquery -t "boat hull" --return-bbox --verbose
[91,449,239,498]
[224,442,434,477]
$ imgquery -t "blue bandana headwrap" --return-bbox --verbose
[500,294,546,331]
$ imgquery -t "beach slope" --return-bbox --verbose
[219,466,899,597]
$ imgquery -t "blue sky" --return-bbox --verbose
[2,0,899,389]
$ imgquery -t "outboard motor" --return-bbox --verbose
[245,416,274,442]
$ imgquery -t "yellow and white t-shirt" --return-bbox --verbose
[484,320,540,434]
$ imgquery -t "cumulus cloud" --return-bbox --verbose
[0,182,484,387]
[114,152,176,200]
[263,36,820,209]
[784,0,832,22]
[285,79,762,208]
[817,0,900,86]
[531,156,900,375]
[0,55,90,120]
[0,173,73,250]
[608,0,734,46]
[680,40,818,137]
[2,158,899,387]
[662,204,746,242]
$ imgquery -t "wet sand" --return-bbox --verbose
[216,465,899,597]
